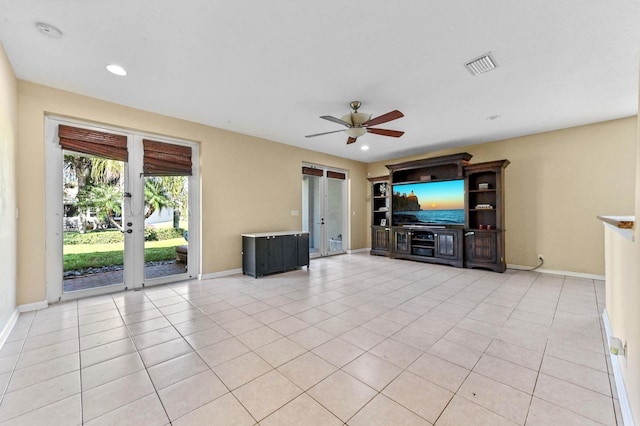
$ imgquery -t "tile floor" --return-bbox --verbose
[0,253,621,425]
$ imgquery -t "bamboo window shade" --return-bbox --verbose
[143,139,192,176]
[302,167,323,177]
[58,125,128,161]
[327,171,346,180]
[302,167,346,180]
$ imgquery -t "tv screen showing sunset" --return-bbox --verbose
[393,180,464,210]
[392,180,465,225]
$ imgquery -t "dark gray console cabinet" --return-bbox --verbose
[242,231,309,278]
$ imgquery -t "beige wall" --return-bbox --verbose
[604,226,639,420]
[17,81,367,305]
[367,117,637,276]
[603,70,640,422]
[0,42,18,327]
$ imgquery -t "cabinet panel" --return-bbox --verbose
[297,233,310,267]
[392,229,411,254]
[268,236,285,273]
[435,230,458,259]
[372,227,389,251]
[465,231,497,263]
[254,237,270,275]
[281,235,298,270]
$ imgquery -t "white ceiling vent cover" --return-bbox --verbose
[466,53,498,76]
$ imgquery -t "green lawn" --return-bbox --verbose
[63,238,186,271]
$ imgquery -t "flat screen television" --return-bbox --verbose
[392,180,465,226]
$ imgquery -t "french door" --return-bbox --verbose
[302,165,347,258]
[45,117,199,302]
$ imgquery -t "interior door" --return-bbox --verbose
[302,165,347,257]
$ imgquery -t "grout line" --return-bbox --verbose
[0,255,620,425]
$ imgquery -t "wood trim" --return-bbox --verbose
[385,152,472,172]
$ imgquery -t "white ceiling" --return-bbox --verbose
[1,1,639,163]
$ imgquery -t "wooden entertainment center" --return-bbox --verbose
[368,152,509,272]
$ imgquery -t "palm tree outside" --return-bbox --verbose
[63,151,188,290]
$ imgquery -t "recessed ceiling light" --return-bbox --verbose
[35,22,62,39]
[361,145,370,151]
[106,64,127,76]
[487,115,501,121]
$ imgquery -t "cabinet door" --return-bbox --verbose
[393,229,411,254]
[267,236,285,273]
[297,234,310,267]
[435,231,458,259]
[255,237,269,275]
[281,235,298,270]
[465,231,497,263]
[372,227,389,251]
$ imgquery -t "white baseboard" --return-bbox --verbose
[0,301,49,351]
[347,248,370,254]
[602,309,635,426]
[507,264,605,281]
[18,300,48,313]
[0,308,20,351]
[200,268,243,280]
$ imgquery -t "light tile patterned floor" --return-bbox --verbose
[0,254,621,425]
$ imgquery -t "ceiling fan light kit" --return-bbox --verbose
[346,127,367,138]
[306,101,404,145]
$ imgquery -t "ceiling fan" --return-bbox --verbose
[306,101,404,145]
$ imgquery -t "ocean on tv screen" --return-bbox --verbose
[394,209,464,225]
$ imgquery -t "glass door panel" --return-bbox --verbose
[326,177,345,255]
[143,176,190,280]
[62,152,127,293]
[302,174,322,257]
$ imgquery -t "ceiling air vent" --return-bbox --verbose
[466,53,498,76]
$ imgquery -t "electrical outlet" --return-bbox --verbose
[537,253,544,261]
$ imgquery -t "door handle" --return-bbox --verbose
[465,232,475,236]
[126,229,133,234]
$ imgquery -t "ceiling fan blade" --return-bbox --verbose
[362,110,404,127]
[367,128,405,138]
[305,129,345,138]
[346,137,357,144]
[320,115,352,127]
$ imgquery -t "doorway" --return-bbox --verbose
[302,165,347,258]
[45,117,199,302]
